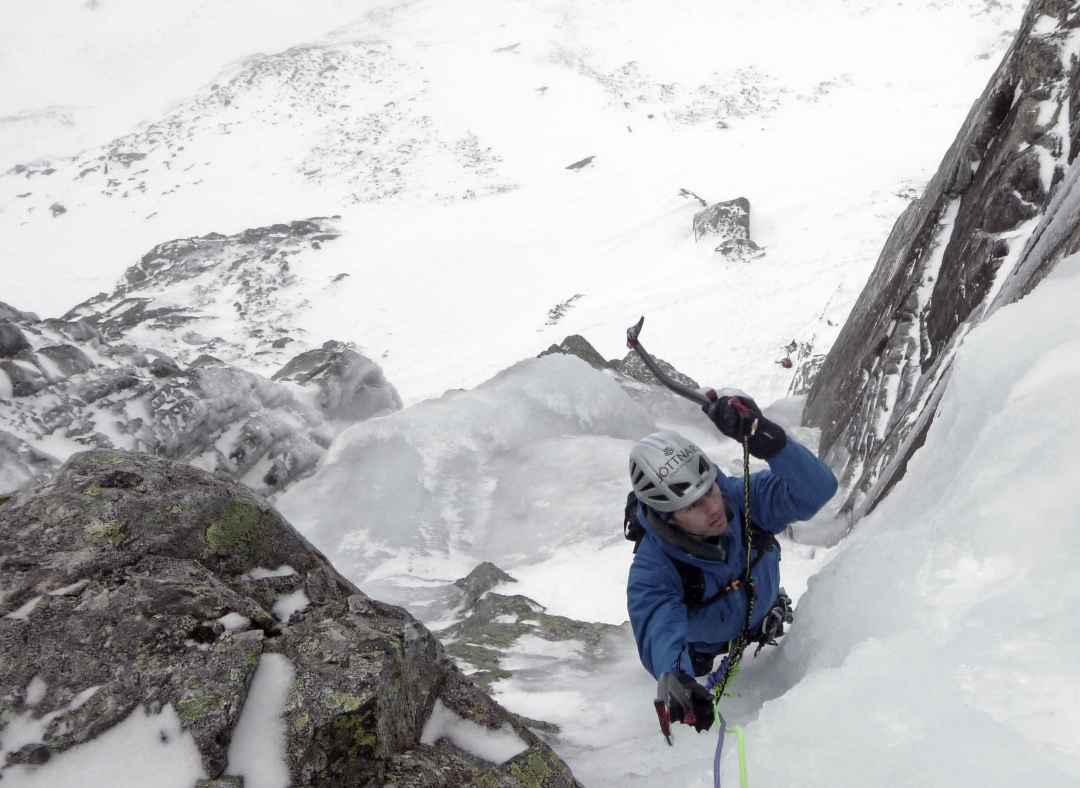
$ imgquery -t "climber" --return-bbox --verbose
[625,394,837,731]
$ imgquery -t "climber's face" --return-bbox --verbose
[670,483,729,540]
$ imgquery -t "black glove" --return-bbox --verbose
[703,395,787,459]
[669,672,715,732]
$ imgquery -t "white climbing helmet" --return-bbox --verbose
[628,431,716,513]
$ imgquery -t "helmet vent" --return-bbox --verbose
[669,482,692,497]
[698,457,711,475]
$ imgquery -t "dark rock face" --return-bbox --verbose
[0,323,31,358]
[0,451,581,787]
[538,334,613,372]
[615,350,699,390]
[805,0,1080,518]
[693,197,764,261]
[538,332,701,391]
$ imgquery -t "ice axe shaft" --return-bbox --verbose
[626,317,713,406]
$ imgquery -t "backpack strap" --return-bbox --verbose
[677,519,779,611]
[623,491,780,610]
[624,491,645,553]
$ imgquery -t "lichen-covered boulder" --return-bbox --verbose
[0,450,582,787]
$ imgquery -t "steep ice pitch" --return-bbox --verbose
[738,253,1080,786]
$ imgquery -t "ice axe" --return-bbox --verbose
[626,317,713,406]
[626,316,759,429]
[653,671,699,746]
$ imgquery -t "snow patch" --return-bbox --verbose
[272,588,310,623]
[4,595,43,621]
[1,685,100,763]
[245,565,298,580]
[225,653,295,788]
[23,676,47,707]
[420,699,529,765]
[217,612,252,632]
[0,705,205,788]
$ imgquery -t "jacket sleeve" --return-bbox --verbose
[627,549,696,679]
[745,438,838,533]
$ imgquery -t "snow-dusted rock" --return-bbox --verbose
[693,197,765,261]
[0,450,582,787]
[0,312,327,496]
[0,218,404,495]
[443,563,616,695]
[62,218,344,374]
[272,341,402,424]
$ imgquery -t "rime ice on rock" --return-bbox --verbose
[0,220,402,496]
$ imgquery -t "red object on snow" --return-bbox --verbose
[779,357,793,369]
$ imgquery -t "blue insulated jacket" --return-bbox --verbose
[627,439,838,679]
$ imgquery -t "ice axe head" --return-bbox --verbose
[626,316,645,348]
[653,697,674,746]
[653,671,697,745]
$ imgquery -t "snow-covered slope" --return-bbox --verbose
[11,1,1078,787]
[279,248,1080,788]
[3,0,1025,407]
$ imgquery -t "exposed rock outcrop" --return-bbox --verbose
[614,350,699,390]
[0,450,581,787]
[538,333,700,390]
[0,303,399,495]
[442,563,616,695]
[538,334,612,372]
[693,197,765,262]
[805,0,1080,520]
[0,218,403,495]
